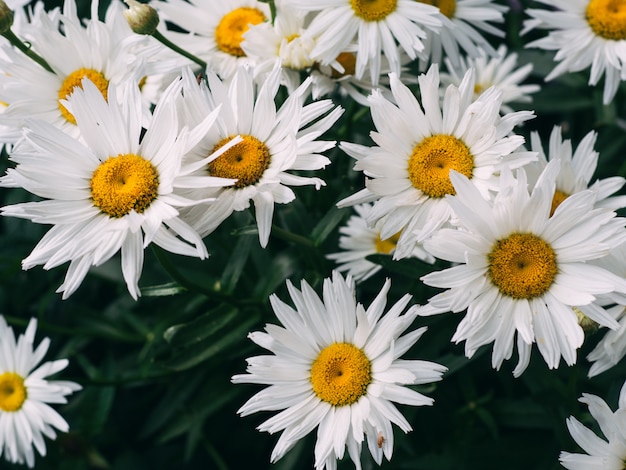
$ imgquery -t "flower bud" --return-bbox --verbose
[123,0,159,36]
[0,0,14,35]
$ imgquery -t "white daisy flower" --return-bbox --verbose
[232,271,447,470]
[418,162,626,376]
[337,64,536,260]
[527,126,626,214]
[524,0,626,105]
[0,316,81,468]
[560,380,626,470]
[0,76,237,300]
[440,45,540,115]
[0,0,149,142]
[153,0,270,79]
[327,203,434,281]
[418,0,507,69]
[177,65,343,247]
[283,0,442,84]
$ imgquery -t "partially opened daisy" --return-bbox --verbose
[153,0,270,79]
[232,271,447,469]
[337,64,535,260]
[327,203,434,282]
[0,316,81,468]
[560,380,626,469]
[524,0,626,104]
[0,0,150,142]
[283,0,442,84]
[417,0,507,69]
[527,126,626,214]
[440,45,540,114]
[177,65,343,247]
[0,76,237,299]
[418,162,626,376]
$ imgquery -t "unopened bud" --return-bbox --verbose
[123,0,159,36]
[0,0,14,35]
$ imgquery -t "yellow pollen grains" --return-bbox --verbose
[215,7,266,57]
[310,343,372,407]
[58,68,109,124]
[208,135,271,188]
[586,0,626,40]
[375,231,401,254]
[0,372,27,412]
[408,134,474,198]
[417,0,457,18]
[331,52,357,78]
[90,154,159,218]
[550,189,569,217]
[488,233,558,299]
[350,0,398,22]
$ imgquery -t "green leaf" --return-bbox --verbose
[163,304,238,347]
[220,236,252,294]
[142,282,186,297]
[310,205,348,245]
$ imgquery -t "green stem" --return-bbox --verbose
[2,28,54,73]
[271,224,315,248]
[152,30,207,71]
[201,437,229,470]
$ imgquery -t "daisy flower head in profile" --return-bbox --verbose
[527,126,626,214]
[0,76,238,300]
[440,45,541,115]
[416,0,508,69]
[560,380,626,470]
[176,65,343,248]
[282,0,442,84]
[418,161,626,376]
[152,0,270,79]
[232,271,447,470]
[524,0,626,105]
[0,0,150,143]
[327,203,434,282]
[337,64,536,260]
[0,316,81,468]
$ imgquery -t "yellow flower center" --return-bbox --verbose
[331,52,357,78]
[550,189,569,217]
[375,231,400,254]
[310,343,371,407]
[208,135,271,188]
[215,7,266,57]
[574,307,599,332]
[586,0,626,40]
[408,134,474,198]
[0,372,27,412]
[58,68,109,125]
[90,154,159,218]
[350,0,398,22]
[488,233,558,299]
[417,0,457,18]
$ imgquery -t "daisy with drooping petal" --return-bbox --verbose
[417,0,507,69]
[232,271,447,470]
[440,45,540,115]
[0,76,238,299]
[418,162,626,376]
[524,0,626,104]
[177,65,343,247]
[527,126,626,214]
[560,380,626,470]
[0,316,81,468]
[0,0,150,142]
[153,0,270,79]
[327,203,434,281]
[337,64,536,260]
[283,0,442,84]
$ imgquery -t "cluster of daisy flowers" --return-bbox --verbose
[0,0,624,468]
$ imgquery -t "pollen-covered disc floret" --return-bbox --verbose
[350,0,397,21]
[58,68,109,124]
[0,316,81,468]
[524,0,626,104]
[338,64,535,260]
[215,7,266,56]
[208,135,271,188]
[559,381,626,470]
[419,163,626,376]
[232,271,447,470]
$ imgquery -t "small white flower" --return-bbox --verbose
[232,271,447,470]
[0,316,81,468]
